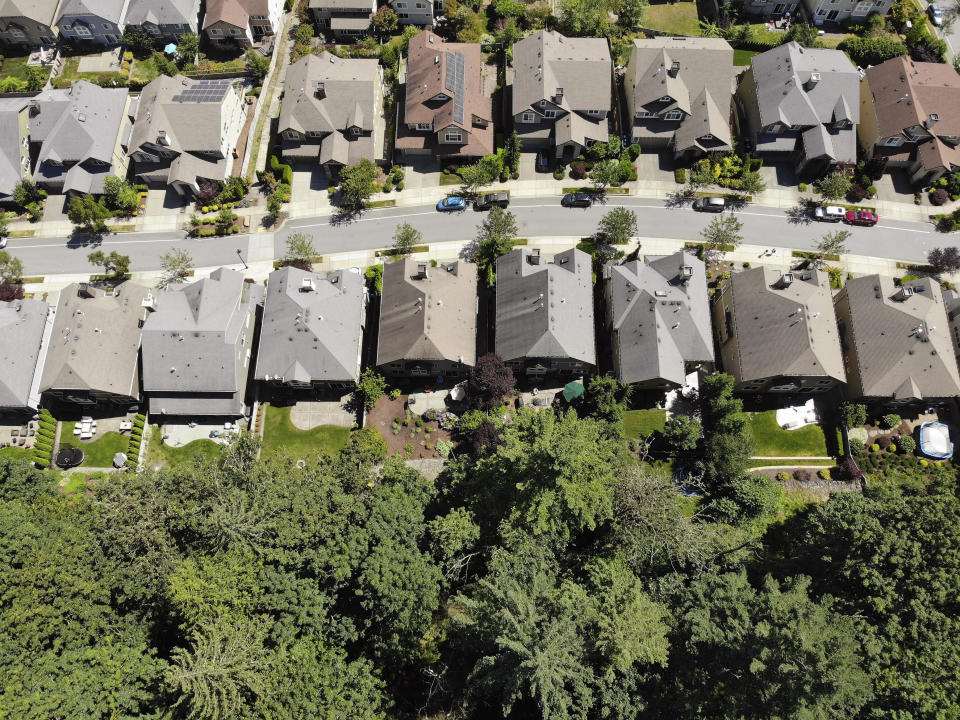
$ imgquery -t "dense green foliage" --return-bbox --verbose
[2,378,959,719]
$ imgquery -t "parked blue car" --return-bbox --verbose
[437,196,467,212]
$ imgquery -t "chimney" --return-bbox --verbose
[925,112,940,129]
[141,292,156,310]
[529,248,541,265]
[554,87,564,102]
[417,262,428,279]
[804,71,821,91]
[778,272,795,288]
[157,129,170,146]
[316,81,325,98]
[680,265,693,283]
[669,60,680,77]
[897,285,915,301]
[300,277,315,292]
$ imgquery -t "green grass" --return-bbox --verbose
[366,199,397,208]
[58,54,126,84]
[0,54,50,85]
[439,174,462,186]
[59,473,88,495]
[645,2,702,35]
[0,446,35,462]
[746,458,833,468]
[733,49,758,66]
[60,422,130,467]
[8,230,36,237]
[748,411,830,457]
[261,404,350,459]
[195,53,247,73]
[623,409,667,439]
[129,57,159,83]
[146,426,222,468]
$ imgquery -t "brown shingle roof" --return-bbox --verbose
[865,56,960,143]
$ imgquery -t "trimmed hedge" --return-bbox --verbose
[270,155,293,186]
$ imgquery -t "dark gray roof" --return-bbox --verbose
[0,99,27,198]
[607,252,712,385]
[377,259,477,366]
[280,52,380,135]
[256,266,366,384]
[41,281,150,400]
[141,268,253,406]
[495,248,595,365]
[58,0,128,22]
[0,299,48,409]
[724,267,845,384]
[840,274,960,399]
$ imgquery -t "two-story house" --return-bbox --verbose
[29,80,134,196]
[834,275,960,407]
[141,268,261,418]
[129,75,247,196]
[256,266,367,392]
[859,56,960,187]
[495,248,595,378]
[203,0,282,48]
[0,98,31,202]
[123,0,201,43]
[605,251,713,390]
[57,0,128,45]
[713,267,846,394]
[625,37,736,162]
[388,0,439,25]
[738,41,859,176]
[0,0,60,49]
[376,259,477,380]
[0,298,50,414]
[308,0,374,41]
[511,30,612,161]
[801,0,892,25]
[279,52,385,176]
[395,30,494,162]
[40,281,151,411]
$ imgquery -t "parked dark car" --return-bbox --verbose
[535,150,551,173]
[561,192,592,208]
[845,209,879,226]
[474,192,510,210]
[692,197,726,213]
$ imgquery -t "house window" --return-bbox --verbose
[826,9,839,18]
[664,110,683,120]
[285,130,300,139]
[445,131,462,142]
[396,1,407,6]
[659,96,671,102]
[75,25,91,36]
[146,24,160,34]
[539,100,546,107]
[230,28,242,35]
[701,133,714,140]
[853,0,872,11]
[305,130,323,137]
[210,27,223,35]
[544,109,556,119]
[416,122,432,130]
[415,2,426,7]
[350,126,361,135]
[587,109,604,117]
[9,28,24,37]
[522,112,535,123]
[103,24,111,29]
[639,111,657,119]
[884,135,903,146]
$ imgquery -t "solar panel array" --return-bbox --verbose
[171,79,232,104]
[444,51,465,124]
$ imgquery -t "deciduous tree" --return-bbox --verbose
[700,214,744,255]
[391,222,422,258]
[339,158,379,208]
[596,207,638,245]
[158,248,194,289]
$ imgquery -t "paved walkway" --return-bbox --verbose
[288,398,355,430]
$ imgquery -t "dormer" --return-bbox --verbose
[315,81,325,99]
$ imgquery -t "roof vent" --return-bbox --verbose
[925,112,940,129]
[141,292,155,310]
[897,285,915,301]
[77,113,86,122]
[669,60,680,76]
[300,277,315,292]
[554,87,564,101]
[529,248,541,265]
[804,71,820,91]
[428,34,434,43]
[157,129,170,145]
[316,81,325,98]
[778,272,795,288]
[434,55,440,64]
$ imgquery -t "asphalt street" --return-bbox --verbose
[8,196,940,275]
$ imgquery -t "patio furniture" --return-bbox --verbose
[73,426,81,435]
[11,428,18,437]
[17,437,25,445]
[28,428,34,436]
[80,432,92,440]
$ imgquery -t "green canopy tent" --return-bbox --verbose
[562,381,585,403]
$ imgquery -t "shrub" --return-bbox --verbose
[674,167,686,184]
[930,188,949,205]
[793,469,812,482]
[920,458,929,467]
[846,183,869,202]
[899,436,916,454]
[817,468,831,480]
[849,438,865,455]
[270,155,293,185]
[798,182,807,192]
[871,443,880,452]
[552,167,565,180]
[742,261,750,268]
[877,435,893,450]
[627,143,641,160]
[888,443,897,453]
[776,471,791,481]
[570,162,587,180]
[881,413,901,429]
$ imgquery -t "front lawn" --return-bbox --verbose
[60,422,129,467]
[645,2,702,35]
[261,404,350,459]
[624,409,667,439]
[748,411,830,457]
[146,426,222,468]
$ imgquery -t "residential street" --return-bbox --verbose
[8,196,940,276]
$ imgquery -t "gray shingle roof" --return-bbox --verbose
[495,248,595,365]
[607,251,712,386]
[280,52,380,135]
[58,0,128,22]
[839,274,960,400]
[377,259,477,367]
[255,266,366,384]
[511,30,611,116]
[0,99,27,199]
[723,267,845,384]
[0,299,48,409]
[124,0,198,26]
[41,281,150,401]
[0,0,61,25]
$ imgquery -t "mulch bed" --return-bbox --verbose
[366,394,452,459]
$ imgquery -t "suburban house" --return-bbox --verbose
[713,267,846,393]
[129,75,247,195]
[495,248,595,378]
[859,56,960,187]
[703,0,800,19]
[388,0,440,25]
[801,0,893,26]
[625,37,735,161]
[0,98,31,202]
[123,0,201,42]
[255,266,367,391]
[604,251,713,389]
[376,259,477,380]
[202,0,282,48]
[308,0,375,41]
[834,274,960,406]
[0,299,50,413]
[56,0,128,45]
[737,42,859,176]
[40,281,151,410]
[511,30,612,161]
[279,52,385,176]
[29,81,133,196]
[141,268,260,418]
[0,0,60,49]
[395,30,494,162]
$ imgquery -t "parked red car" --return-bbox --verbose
[845,209,878,226]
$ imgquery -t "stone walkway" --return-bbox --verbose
[288,398,355,429]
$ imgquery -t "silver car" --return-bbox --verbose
[929,4,943,26]
[814,205,845,222]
